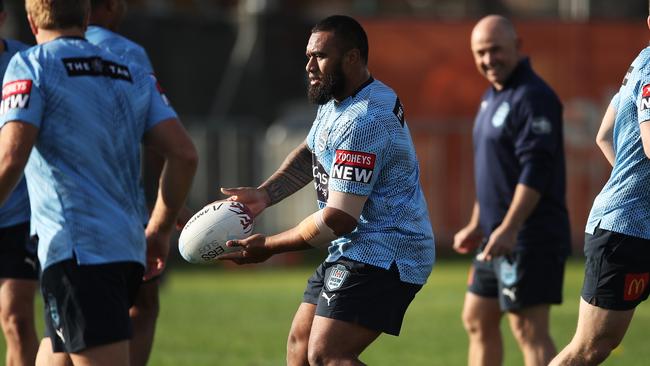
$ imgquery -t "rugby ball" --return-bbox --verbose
[178,201,254,264]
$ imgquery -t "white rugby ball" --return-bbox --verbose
[178,201,254,264]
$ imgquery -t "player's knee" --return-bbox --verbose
[286,330,308,361]
[0,311,32,341]
[578,337,621,365]
[461,309,495,337]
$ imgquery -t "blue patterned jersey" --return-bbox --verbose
[0,37,177,270]
[586,47,650,239]
[0,39,30,228]
[473,58,570,254]
[306,78,435,285]
[86,25,153,73]
[86,25,165,225]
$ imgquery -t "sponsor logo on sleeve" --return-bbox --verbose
[622,65,633,86]
[640,84,650,111]
[62,57,132,82]
[393,97,405,127]
[151,74,171,106]
[331,149,376,184]
[623,272,649,301]
[531,117,552,134]
[0,80,32,114]
[312,153,329,204]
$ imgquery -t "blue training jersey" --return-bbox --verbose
[306,77,435,285]
[473,58,570,254]
[0,39,30,228]
[85,25,153,73]
[586,47,650,239]
[0,36,177,270]
[86,25,166,225]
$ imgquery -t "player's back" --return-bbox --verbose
[1,37,164,269]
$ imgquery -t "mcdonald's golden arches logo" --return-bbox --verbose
[624,273,649,301]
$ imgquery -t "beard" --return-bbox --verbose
[307,63,346,105]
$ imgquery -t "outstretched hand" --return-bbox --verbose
[452,224,483,255]
[220,187,270,217]
[218,234,272,265]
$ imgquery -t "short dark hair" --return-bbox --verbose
[90,0,108,11]
[311,15,369,65]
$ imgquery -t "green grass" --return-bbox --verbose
[4,259,650,365]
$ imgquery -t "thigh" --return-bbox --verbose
[288,302,316,343]
[495,250,566,311]
[572,297,634,348]
[462,291,502,326]
[309,315,380,358]
[41,259,144,353]
[0,222,39,280]
[0,278,38,315]
[582,228,650,310]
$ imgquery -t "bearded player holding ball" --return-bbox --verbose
[218,15,435,366]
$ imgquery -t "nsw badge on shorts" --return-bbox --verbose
[499,260,517,287]
[325,264,349,291]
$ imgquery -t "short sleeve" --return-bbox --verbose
[328,115,388,196]
[145,74,178,130]
[0,53,43,128]
[637,82,650,124]
[513,91,562,192]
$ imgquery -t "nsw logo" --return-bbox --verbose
[325,264,349,291]
[331,149,375,184]
[492,102,510,128]
[0,80,32,114]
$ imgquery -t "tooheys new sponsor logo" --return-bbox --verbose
[640,84,650,111]
[331,149,375,184]
[0,80,32,114]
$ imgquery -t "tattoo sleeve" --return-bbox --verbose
[259,142,313,205]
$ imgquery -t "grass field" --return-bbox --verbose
[3,258,650,365]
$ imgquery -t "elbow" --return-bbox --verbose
[322,207,358,236]
[177,143,199,173]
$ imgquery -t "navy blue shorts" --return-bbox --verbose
[303,257,421,336]
[582,227,650,310]
[468,248,566,311]
[0,222,38,280]
[41,259,144,353]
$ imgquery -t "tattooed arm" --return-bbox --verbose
[221,142,312,216]
[259,142,313,205]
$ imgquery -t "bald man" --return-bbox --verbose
[453,15,570,366]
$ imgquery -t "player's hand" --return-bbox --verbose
[175,205,193,230]
[453,224,483,254]
[143,225,171,280]
[478,224,517,261]
[220,187,270,217]
[217,234,272,264]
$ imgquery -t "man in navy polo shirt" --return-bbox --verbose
[453,15,570,366]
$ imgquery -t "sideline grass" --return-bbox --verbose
[3,259,650,365]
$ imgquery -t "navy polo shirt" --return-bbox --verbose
[472,58,570,254]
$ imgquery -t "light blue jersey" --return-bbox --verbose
[306,78,435,285]
[85,25,153,73]
[86,25,170,225]
[0,39,30,228]
[0,37,177,270]
[587,47,650,239]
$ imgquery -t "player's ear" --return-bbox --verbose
[26,14,38,37]
[647,15,650,31]
[345,48,361,66]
